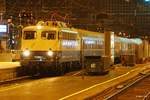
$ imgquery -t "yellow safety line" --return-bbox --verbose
[72,71,82,76]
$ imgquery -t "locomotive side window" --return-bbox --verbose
[41,31,56,40]
[23,31,36,39]
[61,32,77,40]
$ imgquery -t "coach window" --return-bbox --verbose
[23,31,36,40]
[41,31,56,40]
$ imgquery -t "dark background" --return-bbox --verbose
[2,0,150,38]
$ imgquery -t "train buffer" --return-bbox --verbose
[85,56,109,75]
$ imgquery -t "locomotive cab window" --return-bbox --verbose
[41,31,56,40]
[23,31,36,40]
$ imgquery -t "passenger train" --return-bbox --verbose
[20,21,143,75]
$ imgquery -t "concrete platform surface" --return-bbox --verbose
[0,62,20,69]
[0,53,12,62]
[0,62,21,81]
[0,63,149,100]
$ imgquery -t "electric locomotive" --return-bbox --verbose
[20,21,81,75]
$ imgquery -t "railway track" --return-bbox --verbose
[0,69,82,88]
[0,76,31,86]
[93,72,150,100]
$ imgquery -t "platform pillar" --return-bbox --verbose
[148,41,150,57]
[143,40,149,58]
[104,30,112,68]
[137,44,143,63]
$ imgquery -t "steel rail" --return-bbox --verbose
[0,76,31,85]
[104,72,150,100]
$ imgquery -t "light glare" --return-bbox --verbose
[23,50,30,57]
[47,50,53,56]
[37,25,42,29]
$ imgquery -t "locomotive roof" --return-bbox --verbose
[23,25,58,31]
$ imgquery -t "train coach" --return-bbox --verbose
[114,37,142,65]
[20,21,144,75]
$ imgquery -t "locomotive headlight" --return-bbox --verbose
[23,50,30,57]
[47,50,53,56]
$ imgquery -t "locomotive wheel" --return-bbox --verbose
[25,66,40,76]
[57,63,65,75]
[40,67,49,76]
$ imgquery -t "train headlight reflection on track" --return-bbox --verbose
[47,50,53,56]
[23,50,30,57]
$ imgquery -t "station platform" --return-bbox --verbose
[0,53,13,62]
[0,63,149,100]
[0,62,20,69]
[0,62,21,82]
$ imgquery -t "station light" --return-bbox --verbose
[125,0,130,2]
[145,0,150,2]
